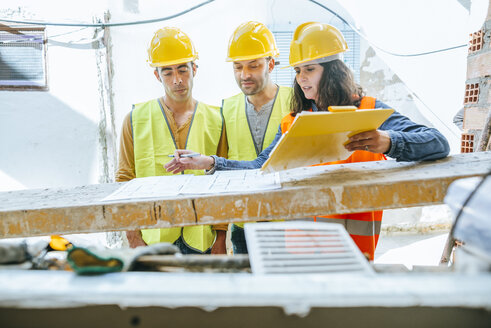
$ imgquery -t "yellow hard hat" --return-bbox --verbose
[147,27,198,67]
[289,22,348,67]
[226,21,279,62]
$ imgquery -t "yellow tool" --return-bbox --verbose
[49,235,72,251]
[328,106,357,112]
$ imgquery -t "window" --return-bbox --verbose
[270,31,294,87]
[342,28,360,82]
[271,25,360,87]
[0,25,47,90]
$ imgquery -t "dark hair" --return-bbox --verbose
[290,59,364,115]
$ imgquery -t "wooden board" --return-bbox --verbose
[1,152,490,239]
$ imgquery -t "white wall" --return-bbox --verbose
[0,0,108,190]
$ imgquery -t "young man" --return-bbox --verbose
[116,27,227,254]
[220,22,292,254]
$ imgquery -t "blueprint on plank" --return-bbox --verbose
[102,175,193,201]
[102,170,280,202]
[180,169,280,194]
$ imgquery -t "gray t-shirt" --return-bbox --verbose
[245,96,275,155]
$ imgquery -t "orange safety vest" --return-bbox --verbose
[280,97,386,260]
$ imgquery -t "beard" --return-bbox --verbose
[237,71,268,96]
[240,80,262,95]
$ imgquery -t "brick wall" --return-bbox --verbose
[462,1,491,152]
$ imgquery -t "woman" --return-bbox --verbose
[165,22,450,259]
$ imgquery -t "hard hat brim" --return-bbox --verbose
[148,55,198,68]
[281,50,346,69]
[226,50,279,62]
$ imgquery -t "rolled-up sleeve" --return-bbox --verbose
[115,113,136,182]
[377,101,450,161]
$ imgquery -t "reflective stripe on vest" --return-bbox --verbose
[279,97,385,260]
[132,99,222,252]
[223,86,292,229]
[222,86,292,160]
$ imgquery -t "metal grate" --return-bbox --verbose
[271,31,295,87]
[245,221,373,275]
[0,26,47,90]
[342,29,360,82]
[271,26,360,87]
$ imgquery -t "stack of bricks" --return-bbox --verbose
[462,2,491,152]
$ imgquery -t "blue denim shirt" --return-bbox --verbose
[213,100,450,170]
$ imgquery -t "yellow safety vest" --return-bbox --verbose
[222,86,292,227]
[222,86,292,160]
[132,99,223,252]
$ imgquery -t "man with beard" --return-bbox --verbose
[220,22,292,254]
[116,27,227,254]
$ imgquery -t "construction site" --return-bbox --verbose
[1,0,491,327]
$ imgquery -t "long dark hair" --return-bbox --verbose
[290,59,364,115]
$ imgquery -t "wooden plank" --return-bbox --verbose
[1,152,490,239]
[196,152,491,225]
[0,184,197,238]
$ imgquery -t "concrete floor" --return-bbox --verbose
[375,232,449,269]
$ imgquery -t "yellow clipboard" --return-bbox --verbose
[260,108,394,173]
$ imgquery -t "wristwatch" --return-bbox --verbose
[205,156,216,175]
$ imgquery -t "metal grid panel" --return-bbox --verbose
[271,31,294,87]
[271,27,360,87]
[245,221,373,275]
[342,29,360,83]
[0,28,47,88]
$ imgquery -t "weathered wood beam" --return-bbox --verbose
[195,152,491,224]
[1,152,490,239]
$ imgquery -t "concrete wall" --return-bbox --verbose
[464,0,491,150]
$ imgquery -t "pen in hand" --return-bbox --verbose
[168,152,201,158]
